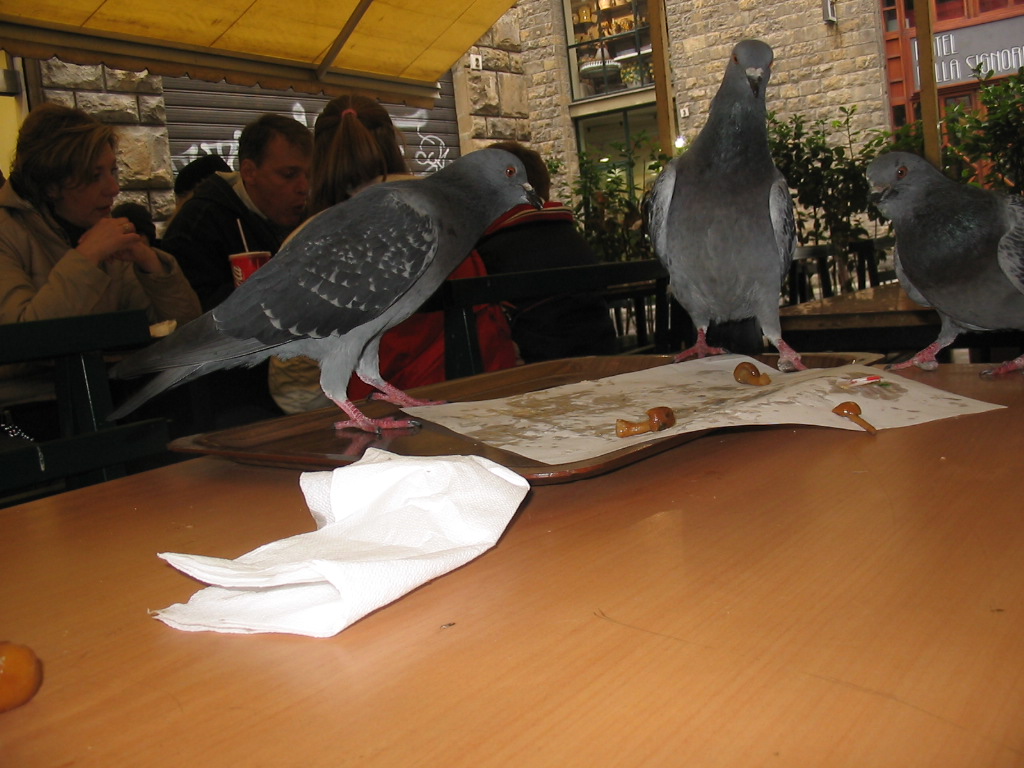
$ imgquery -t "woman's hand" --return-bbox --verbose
[108,240,166,274]
[76,216,143,265]
[76,217,165,273]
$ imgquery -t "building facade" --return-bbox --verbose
[6,0,1017,220]
[457,0,894,200]
[882,0,1024,125]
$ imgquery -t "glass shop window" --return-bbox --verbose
[944,92,975,111]
[566,0,653,101]
[903,0,917,28]
[575,106,660,200]
[935,0,967,19]
[892,0,1024,28]
[977,0,1024,11]
[882,0,901,30]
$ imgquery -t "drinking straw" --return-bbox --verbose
[236,219,250,252]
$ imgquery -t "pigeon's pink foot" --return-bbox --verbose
[774,339,806,372]
[888,341,944,371]
[981,353,1024,377]
[673,329,726,362]
[330,398,421,433]
[367,381,445,407]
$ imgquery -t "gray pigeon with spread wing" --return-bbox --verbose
[646,39,804,371]
[867,151,1024,375]
[110,148,541,431]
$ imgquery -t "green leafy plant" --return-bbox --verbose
[943,66,1024,191]
[571,133,668,262]
[768,106,885,292]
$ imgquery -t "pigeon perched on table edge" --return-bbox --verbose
[108,148,543,432]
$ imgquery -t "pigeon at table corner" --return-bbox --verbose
[645,39,806,372]
[108,148,543,432]
[866,151,1024,376]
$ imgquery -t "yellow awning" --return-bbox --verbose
[0,0,517,106]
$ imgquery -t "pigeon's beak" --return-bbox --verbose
[523,182,544,209]
[868,184,889,205]
[745,67,764,97]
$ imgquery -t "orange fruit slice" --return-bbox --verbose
[0,642,43,712]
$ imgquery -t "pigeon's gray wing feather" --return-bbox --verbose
[893,245,932,307]
[996,194,1024,296]
[118,191,439,378]
[646,161,676,260]
[769,170,796,280]
[218,190,438,345]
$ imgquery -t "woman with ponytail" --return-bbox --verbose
[309,95,413,212]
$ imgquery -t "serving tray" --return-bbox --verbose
[170,353,879,484]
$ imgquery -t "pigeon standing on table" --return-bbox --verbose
[646,39,805,371]
[110,149,542,432]
[867,151,1024,375]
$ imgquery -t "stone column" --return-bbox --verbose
[454,7,531,155]
[453,0,580,202]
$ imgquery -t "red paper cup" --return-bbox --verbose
[229,251,271,286]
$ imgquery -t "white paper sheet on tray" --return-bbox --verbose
[402,355,1002,466]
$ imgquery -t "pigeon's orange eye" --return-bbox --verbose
[896,165,908,179]
[504,165,517,178]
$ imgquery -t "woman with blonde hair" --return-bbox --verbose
[0,103,199,326]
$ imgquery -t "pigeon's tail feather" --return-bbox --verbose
[107,366,202,421]
[111,314,273,379]
[109,346,278,420]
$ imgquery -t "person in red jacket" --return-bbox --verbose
[270,95,518,413]
[476,141,617,363]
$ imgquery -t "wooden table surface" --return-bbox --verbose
[3,364,1024,767]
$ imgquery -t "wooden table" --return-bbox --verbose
[780,283,1024,357]
[3,365,1024,767]
[780,282,937,354]
[781,282,934,331]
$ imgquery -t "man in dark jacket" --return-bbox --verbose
[160,114,313,428]
[163,114,312,311]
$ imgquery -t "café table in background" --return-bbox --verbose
[781,282,1024,359]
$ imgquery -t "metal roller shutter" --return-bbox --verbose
[162,72,460,177]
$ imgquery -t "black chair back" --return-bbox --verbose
[0,311,169,502]
[440,259,679,379]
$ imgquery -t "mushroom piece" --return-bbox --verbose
[733,361,772,386]
[615,407,677,438]
[832,401,877,434]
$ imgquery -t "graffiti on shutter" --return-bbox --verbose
[163,74,459,176]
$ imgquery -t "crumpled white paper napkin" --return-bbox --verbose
[154,449,530,637]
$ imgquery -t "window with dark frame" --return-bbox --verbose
[566,0,653,101]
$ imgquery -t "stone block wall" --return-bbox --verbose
[458,0,891,201]
[518,0,581,202]
[666,0,890,145]
[454,1,580,201]
[454,8,530,147]
[38,58,176,224]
